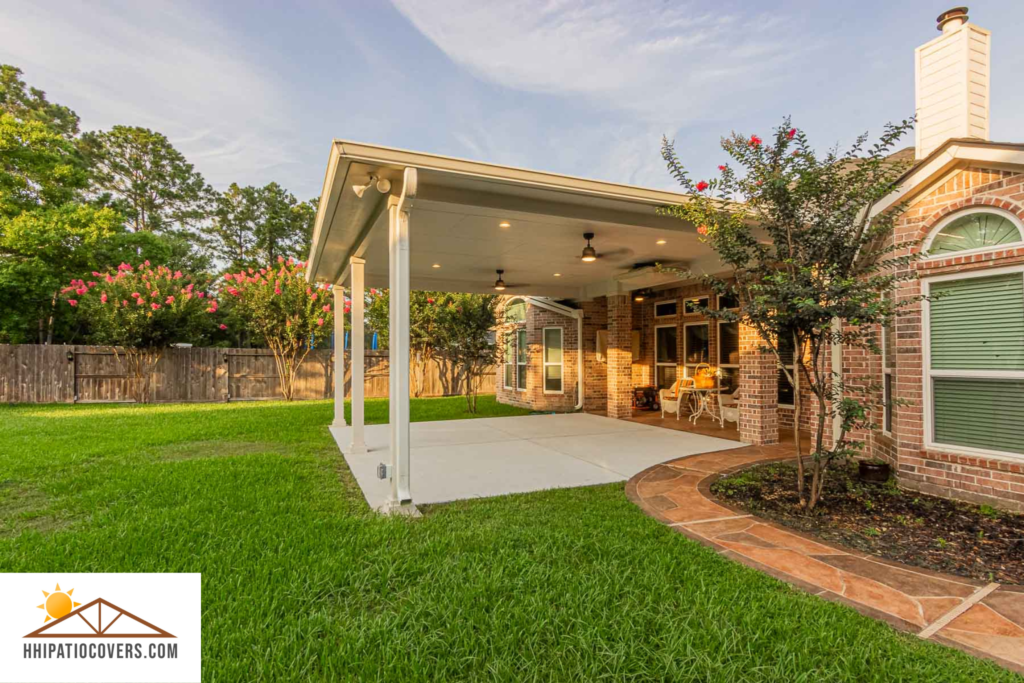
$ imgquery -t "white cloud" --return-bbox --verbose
[0,0,300,190]
[389,0,810,123]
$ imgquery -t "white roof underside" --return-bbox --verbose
[306,141,723,299]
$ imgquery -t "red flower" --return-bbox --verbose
[749,135,762,147]
[67,299,78,306]
[718,165,726,171]
[697,225,708,236]
[151,302,161,310]
[427,298,435,304]
[274,287,282,295]
[787,128,797,139]
[198,292,205,298]
[695,180,709,192]
[219,324,228,330]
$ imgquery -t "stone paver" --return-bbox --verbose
[625,443,1024,674]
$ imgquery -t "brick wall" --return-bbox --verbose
[738,322,779,444]
[873,166,1024,510]
[606,295,633,418]
[581,298,608,412]
[495,299,579,412]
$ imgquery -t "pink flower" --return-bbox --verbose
[144,260,150,266]
[76,287,87,295]
[174,270,183,279]
[219,324,228,330]
[122,300,128,307]
[131,292,141,298]
[100,293,108,303]
[198,291,205,298]
[67,299,78,306]
[274,288,282,295]
[92,271,100,277]
[306,287,312,296]
[749,134,762,147]
[166,295,175,304]
[317,318,325,327]
[286,319,291,327]
[287,257,294,266]
[755,180,763,187]
[136,298,145,306]
[277,256,285,263]
[322,304,331,312]
[695,180,709,192]
[787,128,797,139]
[311,292,318,301]
[697,224,709,236]
[151,302,161,310]
[223,274,232,281]
[151,290,159,297]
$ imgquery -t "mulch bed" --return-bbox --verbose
[710,461,1024,584]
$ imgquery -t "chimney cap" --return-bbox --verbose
[936,7,969,32]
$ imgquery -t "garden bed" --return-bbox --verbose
[710,461,1024,584]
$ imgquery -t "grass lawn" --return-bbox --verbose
[0,396,1016,682]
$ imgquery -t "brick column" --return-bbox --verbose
[738,323,778,444]
[606,294,633,419]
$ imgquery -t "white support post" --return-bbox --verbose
[349,257,367,454]
[332,284,347,428]
[386,167,417,512]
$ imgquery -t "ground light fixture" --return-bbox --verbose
[581,233,597,262]
[494,270,507,291]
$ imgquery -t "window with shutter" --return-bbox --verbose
[926,270,1024,457]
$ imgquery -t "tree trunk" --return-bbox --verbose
[792,332,806,508]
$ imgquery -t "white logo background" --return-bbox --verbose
[0,573,201,683]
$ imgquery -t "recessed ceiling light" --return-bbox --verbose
[432,263,441,268]
[499,221,511,228]
[553,273,562,277]
[656,239,667,245]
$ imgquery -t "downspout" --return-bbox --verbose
[525,297,585,411]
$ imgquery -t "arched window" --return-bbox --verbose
[925,208,1024,257]
[504,298,527,323]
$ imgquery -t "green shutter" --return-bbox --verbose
[933,377,1024,455]
[930,273,1024,370]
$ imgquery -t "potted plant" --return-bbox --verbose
[858,458,891,483]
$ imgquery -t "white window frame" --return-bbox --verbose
[654,323,677,388]
[516,328,528,393]
[542,326,564,394]
[922,264,1024,462]
[683,296,709,315]
[683,321,709,377]
[503,328,515,390]
[654,299,678,318]
[921,206,1024,261]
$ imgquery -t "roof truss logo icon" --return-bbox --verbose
[25,598,175,638]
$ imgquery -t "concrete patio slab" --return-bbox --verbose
[331,413,742,510]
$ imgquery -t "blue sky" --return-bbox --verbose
[2,1,1022,200]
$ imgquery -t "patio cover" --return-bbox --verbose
[304,141,714,513]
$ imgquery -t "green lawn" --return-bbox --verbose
[0,397,1015,682]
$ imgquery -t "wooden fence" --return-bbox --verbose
[0,345,495,404]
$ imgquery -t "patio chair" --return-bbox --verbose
[718,388,741,427]
[659,376,694,420]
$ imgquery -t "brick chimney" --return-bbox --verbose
[914,7,991,159]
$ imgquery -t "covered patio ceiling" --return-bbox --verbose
[305,141,723,298]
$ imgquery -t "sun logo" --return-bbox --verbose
[37,583,81,623]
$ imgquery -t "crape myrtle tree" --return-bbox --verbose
[223,258,333,400]
[63,261,219,403]
[365,290,498,408]
[658,117,920,510]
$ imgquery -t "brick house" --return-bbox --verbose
[308,9,1021,512]
[492,9,1024,510]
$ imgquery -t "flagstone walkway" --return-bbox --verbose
[625,443,1024,674]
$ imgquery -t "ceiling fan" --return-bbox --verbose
[580,232,632,262]
[493,269,530,291]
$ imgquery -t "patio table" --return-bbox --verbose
[679,385,723,424]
